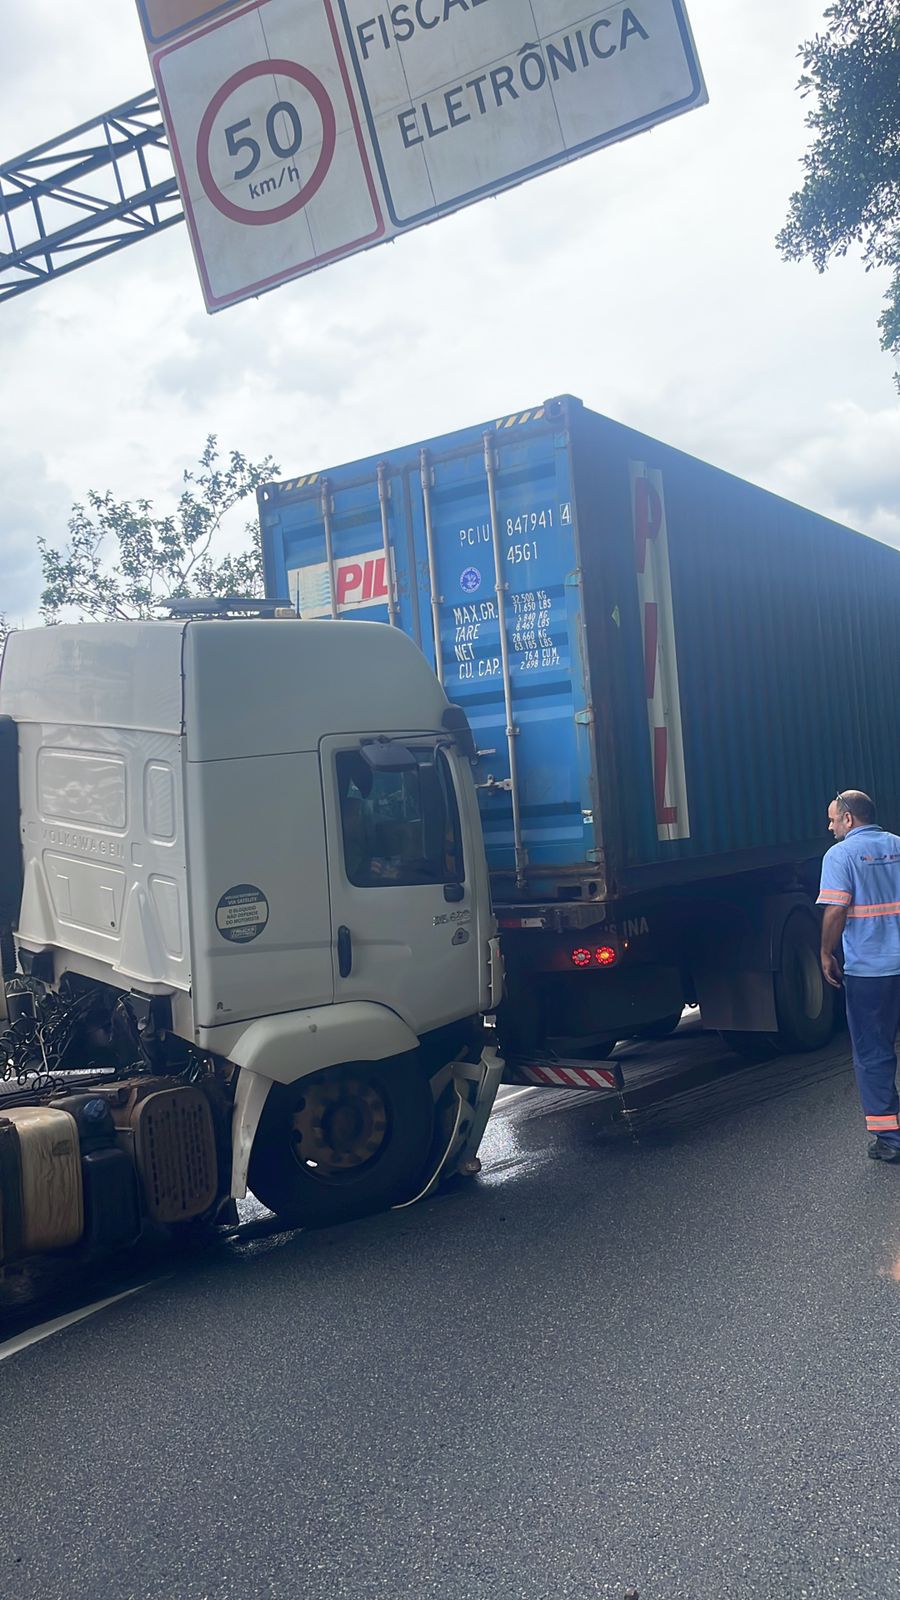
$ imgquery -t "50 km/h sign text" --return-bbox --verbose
[224,101,303,181]
[196,59,338,225]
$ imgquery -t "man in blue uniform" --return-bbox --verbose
[819,790,900,1162]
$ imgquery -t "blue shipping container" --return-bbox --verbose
[259,395,900,907]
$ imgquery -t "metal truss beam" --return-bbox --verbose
[0,89,183,303]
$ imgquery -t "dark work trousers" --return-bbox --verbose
[844,974,900,1147]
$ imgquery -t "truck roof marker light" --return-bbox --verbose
[595,946,617,967]
[571,948,592,967]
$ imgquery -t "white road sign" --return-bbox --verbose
[154,0,384,308]
[149,0,707,311]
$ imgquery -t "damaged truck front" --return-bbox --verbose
[0,614,502,1273]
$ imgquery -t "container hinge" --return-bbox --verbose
[376,462,399,627]
[476,775,514,793]
[319,477,338,620]
[419,447,444,679]
[575,709,594,726]
[484,428,526,889]
[586,849,604,865]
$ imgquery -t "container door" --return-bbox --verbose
[259,469,423,645]
[413,421,597,886]
[320,734,482,1037]
[258,409,600,891]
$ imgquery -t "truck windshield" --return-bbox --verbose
[337,748,463,889]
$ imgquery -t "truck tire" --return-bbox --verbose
[248,1056,434,1228]
[721,910,835,1060]
[773,909,835,1052]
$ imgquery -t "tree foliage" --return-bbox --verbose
[39,437,278,622]
[777,0,900,384]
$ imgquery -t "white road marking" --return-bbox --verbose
[0,1281,163,1362]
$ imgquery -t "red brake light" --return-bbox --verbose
[571,947,592,968]
[595,946,617,967]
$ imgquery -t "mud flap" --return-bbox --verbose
[392,1046,504,1210]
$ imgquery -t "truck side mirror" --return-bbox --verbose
[359,739,418,774]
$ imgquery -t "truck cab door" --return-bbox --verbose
[320,735,484,1037]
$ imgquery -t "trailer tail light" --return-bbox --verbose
[570,945,618,968]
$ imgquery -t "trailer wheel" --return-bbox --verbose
[248,1056,434,1228]
[773,909,835,1052]
[721,911,835,1061]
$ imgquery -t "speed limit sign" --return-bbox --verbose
[153,0,384,309]
[149,0,707,313]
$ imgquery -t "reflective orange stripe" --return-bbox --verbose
[818,891,852,906]
[867,1115,900,1130]
[846,903,900,918]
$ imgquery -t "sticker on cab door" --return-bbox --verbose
[216,884,269,943]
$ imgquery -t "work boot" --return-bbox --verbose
[867,1138,900,1163]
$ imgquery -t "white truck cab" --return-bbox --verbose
[0,616,502,1236]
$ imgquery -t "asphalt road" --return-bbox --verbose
[2,1020,899,1600]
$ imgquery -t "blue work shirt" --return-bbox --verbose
[818,825,900,977]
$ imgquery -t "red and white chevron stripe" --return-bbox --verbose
[521,1064,619,1091]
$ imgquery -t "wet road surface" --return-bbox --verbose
[2,1020,899,1599]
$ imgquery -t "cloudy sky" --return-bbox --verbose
[1,0,897,628]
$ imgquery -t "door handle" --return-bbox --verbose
[337,925,352,978]
[443,883,465,903]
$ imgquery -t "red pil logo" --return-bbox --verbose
[335,557,389,608]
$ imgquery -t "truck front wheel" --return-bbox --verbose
[248,1056,434,1228]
